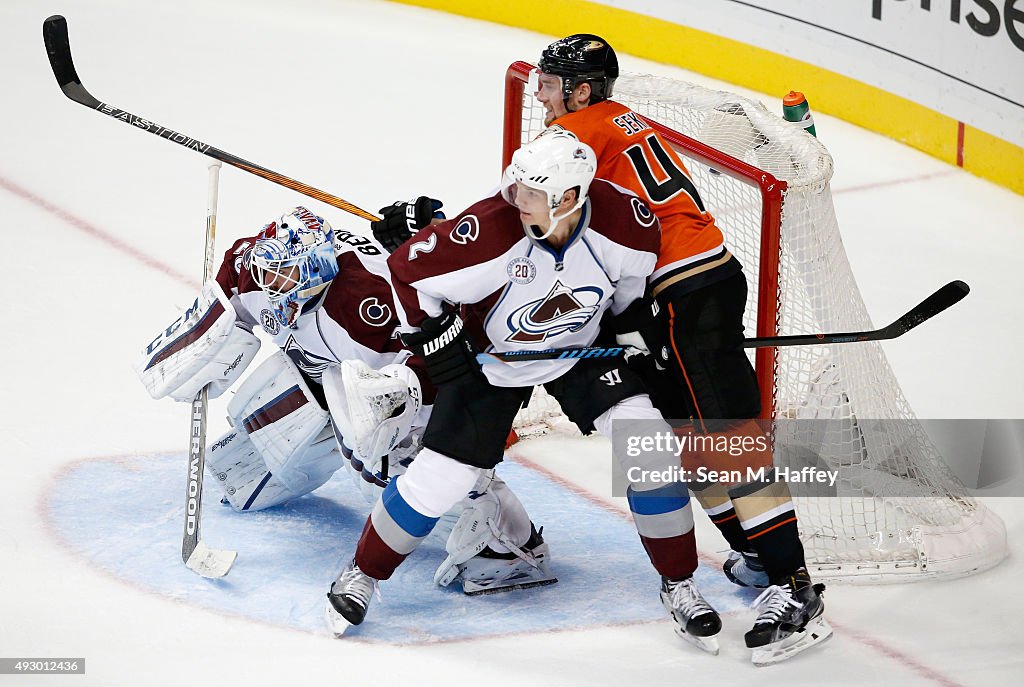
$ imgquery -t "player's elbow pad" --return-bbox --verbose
[135,280,261,401]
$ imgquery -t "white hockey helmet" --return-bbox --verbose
[250,206,339,328]
[501,130,597,239]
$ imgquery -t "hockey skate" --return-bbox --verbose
[723,550,769,589]
[745,568,832,666]
[456,525,558,595]
[660,576,722,655]
[325,559,378,636]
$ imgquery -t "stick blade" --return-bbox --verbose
[43,16,76,87]
[890,280,970,337]
[43,15,99,106]
[185,540,237,578]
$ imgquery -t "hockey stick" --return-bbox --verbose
[742,279,969,348]
[42,15,379,222]
[181,162,237,579]
[477,280,969,364]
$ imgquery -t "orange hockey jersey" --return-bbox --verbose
[550,100,740,297]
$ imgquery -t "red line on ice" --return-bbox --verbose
[0,175,198,289]
[508,450,967,687]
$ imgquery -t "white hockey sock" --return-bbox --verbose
[396,448,482,518]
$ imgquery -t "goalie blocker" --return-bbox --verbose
[135,280,260,401]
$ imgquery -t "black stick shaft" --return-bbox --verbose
[42,15,380,222]
[741,280,969,348]
[478,281,969,363]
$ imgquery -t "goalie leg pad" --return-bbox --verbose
[227,351,340,498]
[136,279,261,401]
[206,428,299,511]
[433,473,553,593]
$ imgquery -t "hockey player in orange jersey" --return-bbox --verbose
[532,34,830,665]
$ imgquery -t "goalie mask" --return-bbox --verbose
[500,132,597,240]
[250,206,339,328]
[535,33,619,107]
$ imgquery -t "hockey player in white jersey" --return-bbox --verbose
[136,207,542,594]
[136,205,424,510]
[327,133,721,653]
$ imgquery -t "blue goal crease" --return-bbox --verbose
[47,454,753,643]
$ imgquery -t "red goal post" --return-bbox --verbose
[501,61,1007,583]
[504,61,784,419]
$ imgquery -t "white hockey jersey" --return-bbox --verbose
[388,180,661,387]
[216,227,417,385]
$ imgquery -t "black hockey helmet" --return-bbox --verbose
[538,34,619,104]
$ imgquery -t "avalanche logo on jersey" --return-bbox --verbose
[450,215,480,245]
[232,241,252,275]
[283,336,334,381]
[505,281,603,344]
[630,197,658,228]
[358,297,392,327]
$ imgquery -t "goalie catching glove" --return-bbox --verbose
[401,311,480,386]
[135,280,260,401]
[324,359,423,464]
[371,196,445,253]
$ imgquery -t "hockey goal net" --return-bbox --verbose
[504,61,1006,582]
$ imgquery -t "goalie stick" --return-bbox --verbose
[42,15,379,223]
[181,163,237,579]
[477,280,969,364]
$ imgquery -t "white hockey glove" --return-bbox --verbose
[224,350,339,499]
[323,360,423,465]
[136,280,260,401]
[340,427,422,505]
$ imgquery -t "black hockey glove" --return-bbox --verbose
[608,298,662,357]
[606,299,668,392]
[400,311,479,386]
[371,196,445,253]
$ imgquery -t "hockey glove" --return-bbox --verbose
[401,311,479,386]
[371,196,445,253]
[608,298,662,362]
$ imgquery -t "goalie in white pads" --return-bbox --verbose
[136,207,545,595]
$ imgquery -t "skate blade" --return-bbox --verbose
[673,626,721,656]
[463,576,558,596]
[324,601,356,638]
[751,617,833,666]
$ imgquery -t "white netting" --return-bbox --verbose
[506,66,1006,582]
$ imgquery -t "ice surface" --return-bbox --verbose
[2,0,1022,685]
